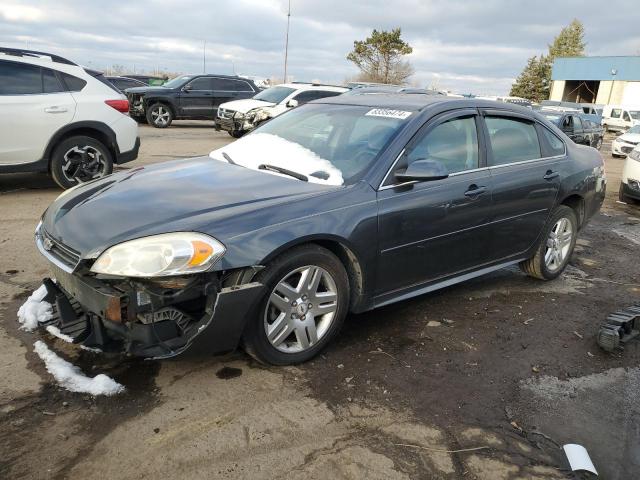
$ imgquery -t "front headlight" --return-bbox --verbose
[246,108,271,123]
[90,232,225,277]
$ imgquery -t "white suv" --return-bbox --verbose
[620,144,640,204]
[0,48,139,188]
[215,82,348,137]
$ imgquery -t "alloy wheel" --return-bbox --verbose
[264,265,338,353]
[151,106,170,126]
[61,145,107,183]
[544,217,573,272]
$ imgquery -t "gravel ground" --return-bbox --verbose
[0,123,638,479]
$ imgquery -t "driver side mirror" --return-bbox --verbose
[182,84,192,92]
[395,159,449,182]
[286,99,299,108]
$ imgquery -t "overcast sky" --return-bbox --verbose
[1,0,639,95]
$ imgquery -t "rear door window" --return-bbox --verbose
[0,60,44,95]
[611,108,622,118]
[42,68,64,93]
[485,116,541,166]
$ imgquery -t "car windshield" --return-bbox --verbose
[630,111,640,120]
[627,125,640,134]
[209,103,412,185]
[163,75,192,88]
[253,86,296,104]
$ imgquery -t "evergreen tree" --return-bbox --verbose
[347,28,414,84]
[510,19,586,101]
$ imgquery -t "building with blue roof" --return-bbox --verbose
[550,56,640,105]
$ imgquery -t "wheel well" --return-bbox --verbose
[47,127,117,170]
[561,194,585,228]
[145,99,175,115]
[312,240,365,312]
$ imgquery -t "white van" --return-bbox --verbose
[602,105,640,132]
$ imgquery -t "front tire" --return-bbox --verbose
[131,115,148,124]
[50,136,113,189]
[242,245,350,365]
[146,103,173,128]
[228,130,244,138]
[520,206,578,280]
[619,184,634,204]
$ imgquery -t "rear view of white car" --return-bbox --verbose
[0,47,139,188]
[215,83,348,137]
[620,144,640,204]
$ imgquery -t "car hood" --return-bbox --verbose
[125,86,171,94]
[219,98,276,114]
[617,132,640,143]
[41,157,336,257]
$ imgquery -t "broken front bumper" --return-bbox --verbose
[41,266,264,359]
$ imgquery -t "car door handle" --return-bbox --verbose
[464,185,487,197]
[543,170,560,180]
[44,106,68,113]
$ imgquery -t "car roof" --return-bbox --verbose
[277,82,348,92]
[312,93,537,114]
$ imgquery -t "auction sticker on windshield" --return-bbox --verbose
[365,108,413,119]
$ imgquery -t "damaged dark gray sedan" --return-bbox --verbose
[35,95,606,365]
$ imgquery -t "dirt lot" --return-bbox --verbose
[1,122,639,479]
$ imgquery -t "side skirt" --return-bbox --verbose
[373,258,525,309]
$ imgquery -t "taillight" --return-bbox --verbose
[105,99,129,113]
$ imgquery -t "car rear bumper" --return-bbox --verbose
[115,136,140,164]
[40,266,264,359]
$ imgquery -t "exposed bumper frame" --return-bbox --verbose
[42,270,265,359]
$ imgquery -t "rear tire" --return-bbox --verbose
[619,184,634,204]
[146,103,173,128]
[50,136,113,189]
[593,137,603,150]
[242,244,349,365]
[519,206,578,280]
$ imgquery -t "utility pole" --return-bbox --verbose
[283,0,291,82]
[203,40,206,73]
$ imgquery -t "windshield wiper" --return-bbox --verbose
[258,164,308,181]
[222,152,237,165]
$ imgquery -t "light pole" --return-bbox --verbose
[283,0,291,82]
[203,40,207,73]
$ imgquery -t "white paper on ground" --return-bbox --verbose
[33,341,124,396]
[563,444,598,475]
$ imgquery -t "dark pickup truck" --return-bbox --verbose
[126,74,260,128]
[539,109,604,150]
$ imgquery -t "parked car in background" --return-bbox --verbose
[344,85,444,96]
[620,144,640,204]
[602,104,640,132]
[35,95,605,365]
[539,108,604,149]
[215,83,347,137]
[126,74,260,128]
[106,76,146,92]
[0,48,139,188]
[611,125,640,157]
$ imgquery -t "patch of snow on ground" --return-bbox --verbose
[210,132,344,186]
[45,325,74,343]
[17,285,52,331]
[33,341,124,396]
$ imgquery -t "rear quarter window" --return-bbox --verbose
[539,127,566,157]
[485,116,541,165]
[59,72,87,92]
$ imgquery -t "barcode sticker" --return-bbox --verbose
[365,108,413,119]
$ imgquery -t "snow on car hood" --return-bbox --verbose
[209,133,344,186]
[220,99,276,114]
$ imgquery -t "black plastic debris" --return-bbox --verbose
[597,304,640,352]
